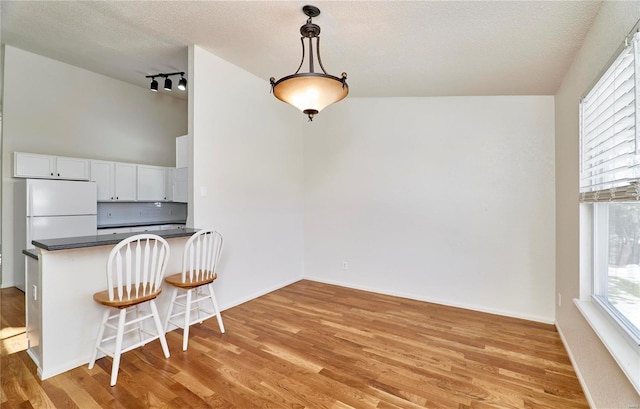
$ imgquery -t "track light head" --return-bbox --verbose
[164,76,172,91]
[150,78,158,92]
[178,74,187,91]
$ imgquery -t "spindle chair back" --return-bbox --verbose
[164,229,225,350]
[88,234,171,386]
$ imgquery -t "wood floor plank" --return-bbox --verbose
[1,281,589,408]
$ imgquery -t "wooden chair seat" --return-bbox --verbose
[93,287,162,309]
[164,272,217,289]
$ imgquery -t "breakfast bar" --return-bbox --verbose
[25,228,199,380]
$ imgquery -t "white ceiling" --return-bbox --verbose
[1,1,604,100]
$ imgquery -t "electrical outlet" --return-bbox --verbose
[342,261,349,270]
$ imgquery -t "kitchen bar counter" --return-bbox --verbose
[25,228,198,380]
[33,228,198,251]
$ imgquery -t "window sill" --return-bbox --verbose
[574,298,640,395]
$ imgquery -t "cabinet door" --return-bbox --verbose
[164,168,174,201]
[176,135,188,168]
[114,163,137,201]
[173,167,188,203]
[90,161,115,201]
[56,156,90,180]
[14,152,56,178]
[137,165,166,201]
[25,255,42,366]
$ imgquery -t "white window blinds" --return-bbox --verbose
[580,32,640,202]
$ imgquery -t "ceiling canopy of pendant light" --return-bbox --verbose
[270,5,348,121]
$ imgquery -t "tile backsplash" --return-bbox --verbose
[97,202,187,227]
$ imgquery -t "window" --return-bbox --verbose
[593,202,640,341]
[580,29,640,346]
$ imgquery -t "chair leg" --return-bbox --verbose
[164,287,178,332]
[88,308,110,369]
[110,308,127,386]
[150,300,170,359]
[135,305,144,344]
[182,289,193,351]
[208,283,225,333]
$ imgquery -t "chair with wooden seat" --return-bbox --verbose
[88,234,171,386]
[164,229,225,351]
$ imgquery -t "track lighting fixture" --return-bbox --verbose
[145,72,187,93]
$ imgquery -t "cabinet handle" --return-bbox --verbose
[50,172,53,176]
[57,173,60,177]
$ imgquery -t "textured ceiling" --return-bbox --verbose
[1,1,604,99]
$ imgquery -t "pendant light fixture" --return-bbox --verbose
[270,5,348,121]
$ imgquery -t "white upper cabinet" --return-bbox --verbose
[173,167,188,203]
[173,135,188,203]
[176,135,188,168]
[55,157,91,180]
[15,152,90,180]
[164,168,174,202]
[90,160,137,201]
[136,164,167,201]
[18,151,185,203]
[114,162,137,201]
[90,160,115,201]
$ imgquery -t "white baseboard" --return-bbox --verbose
[303,276,555,324]
[219,276,303,312]
[555,321,596,408]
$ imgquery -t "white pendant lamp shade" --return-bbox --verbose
[272,73,348,118]
[270,5,348,121]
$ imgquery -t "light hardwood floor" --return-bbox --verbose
[1,280,588,408]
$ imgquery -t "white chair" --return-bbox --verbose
[88,234,171,386]
[164,229,225,351]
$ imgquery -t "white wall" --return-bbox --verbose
[189,45,304,310]
[304,96,556,322]
[1,45,187,287]
[555,1,640,406]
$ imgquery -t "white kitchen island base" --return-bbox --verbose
[25,231,193,380]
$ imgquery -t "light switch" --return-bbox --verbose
[200,186,207,197]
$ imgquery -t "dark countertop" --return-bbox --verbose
[23,249,39,260]
[32,228,199,252]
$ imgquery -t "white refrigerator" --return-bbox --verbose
[26,179,97,245]
[16,179,97,290]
